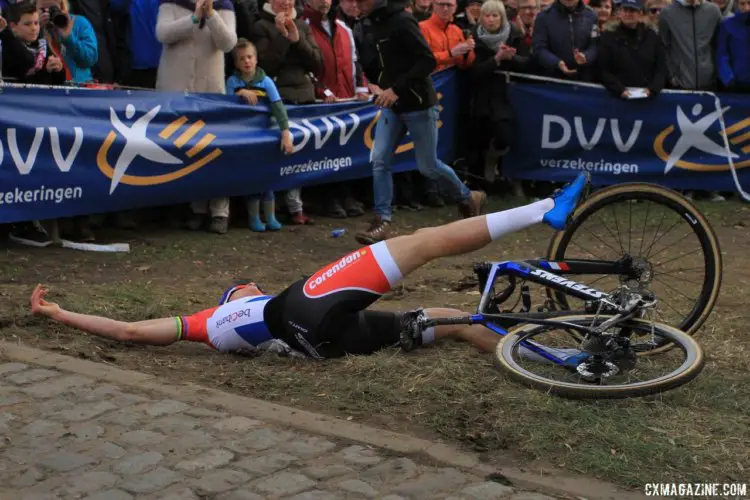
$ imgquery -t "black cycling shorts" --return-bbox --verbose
[263,241,404,359]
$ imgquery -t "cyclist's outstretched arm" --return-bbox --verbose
[29,284,180,346]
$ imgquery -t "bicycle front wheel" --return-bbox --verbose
[494,315,705,400]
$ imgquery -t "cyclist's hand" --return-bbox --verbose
[30,284,62,319]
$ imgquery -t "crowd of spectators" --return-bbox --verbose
[1,0,748,246]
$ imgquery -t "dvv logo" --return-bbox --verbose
[653,103,750,173]
[97,104,223,193]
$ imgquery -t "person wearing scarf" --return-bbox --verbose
[467,0,528,194]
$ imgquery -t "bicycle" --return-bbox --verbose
[401,182,722,399]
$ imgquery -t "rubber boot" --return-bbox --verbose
[247,199,266,232]
[264,199,282,231]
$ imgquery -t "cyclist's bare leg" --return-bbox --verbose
[423,307,499,353]
[385,198,554,277]
[384,172,588,278]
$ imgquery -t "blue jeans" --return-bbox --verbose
[371,105,470,221]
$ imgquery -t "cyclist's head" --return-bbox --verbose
[219,281,268,304]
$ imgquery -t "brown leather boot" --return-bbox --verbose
[355,216,392,245]
[458,190,488,219]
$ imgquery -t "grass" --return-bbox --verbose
[1,197,749,488]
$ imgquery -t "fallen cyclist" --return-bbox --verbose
[30,174,589,359]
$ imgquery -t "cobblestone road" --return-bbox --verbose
[0,361,560,500]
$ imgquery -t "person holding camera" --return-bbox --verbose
[36,0,98,83]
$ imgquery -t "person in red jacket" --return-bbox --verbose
[301,0,368,218]
[419,0,476,72]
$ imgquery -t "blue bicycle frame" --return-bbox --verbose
[428,259,622,369]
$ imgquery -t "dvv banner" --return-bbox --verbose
[504,80,750,192]
[0,70,458,224]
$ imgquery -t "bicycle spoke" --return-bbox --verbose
[578,221,622,257]
[655,270,704,287]
[648,229,699,261]
[655,247,704,268]
[638,201,651,256]
[610,203,626,255]
[653,277,698,304]
[628,197,633,255]
[644,205,668,257]
[569,239,608,262]
[645,217,684,260]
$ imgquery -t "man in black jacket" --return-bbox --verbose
[597,0,667,98]
[353,0,486,245]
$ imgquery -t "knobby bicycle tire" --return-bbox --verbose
[546,183,722,353]
[494,315,705,399]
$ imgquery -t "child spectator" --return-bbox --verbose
[1,0,65,85]
[226,38,293,232]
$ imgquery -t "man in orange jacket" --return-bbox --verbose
[419,0,476,72]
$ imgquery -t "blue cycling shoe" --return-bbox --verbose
[542,172,590,231]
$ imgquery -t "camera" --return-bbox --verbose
[46,5,69,29]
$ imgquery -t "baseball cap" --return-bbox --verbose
[619,0,644,9]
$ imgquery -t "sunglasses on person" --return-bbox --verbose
[649,7,661,12]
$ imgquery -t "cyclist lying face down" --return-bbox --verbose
[30,174,589,359]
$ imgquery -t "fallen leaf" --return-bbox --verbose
[346,416,353,421]
[136,265,150,272]
[610,448,617,455]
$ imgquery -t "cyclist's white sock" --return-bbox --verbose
[486,198,555,241]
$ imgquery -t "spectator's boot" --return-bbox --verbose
[74,217,96,242]
[457,190,488,219]
[9,221,53,248]
[114,211,138,230]
[354,216,392,245]
[325,199,347,218]
[186,213,205,231]
[343,196,365,217]
[248,199,266,232]
[249,215,266,232]
[291,211,314,225]
[263,200,282,231]
[210,216,229,235]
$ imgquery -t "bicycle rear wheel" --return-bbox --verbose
[546,183,722,350]
[494,315,705,399]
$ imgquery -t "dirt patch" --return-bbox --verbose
[2,197,749,488]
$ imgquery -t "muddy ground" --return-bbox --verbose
[1,196,748,488]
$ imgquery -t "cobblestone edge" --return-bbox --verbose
[1,341,647,500]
